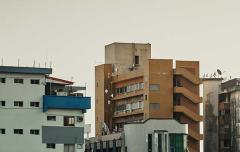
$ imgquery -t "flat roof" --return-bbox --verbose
[0,66,52,74]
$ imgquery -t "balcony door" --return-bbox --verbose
[64,144,75,152]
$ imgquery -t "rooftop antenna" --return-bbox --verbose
[33,60,36,67]
[17,59,20,67]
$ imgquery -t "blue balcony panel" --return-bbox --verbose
[43,95,91,112]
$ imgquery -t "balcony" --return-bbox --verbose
[112,90,144,101]
[174,106,203,122]
[174,68,201,84]
[174,87,202,104]
[114,109,144,118]
[43,95,91,112]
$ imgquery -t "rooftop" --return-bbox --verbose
[0,66,52,74]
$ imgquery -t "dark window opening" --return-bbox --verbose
[31,79,40,84]
[64,116,75,126]
[0,129,5,134]
[0,101,5,106]
[0,78,6,83]
[47,116,56,121]
[14,129,23,134]
[14,101,23,107]
[30,129,39,135]
[30,102,39,107]
[47,144,55,149]
[135,56,139,65]
[148,134,152,152]
[14,78,24,84]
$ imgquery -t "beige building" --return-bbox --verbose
[95,42,203,152]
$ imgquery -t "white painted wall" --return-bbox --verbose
[124,119,188,152]
[0,73,85,152]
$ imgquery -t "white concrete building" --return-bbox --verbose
[0,66,91,152]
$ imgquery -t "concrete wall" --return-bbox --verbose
[124,119,188,152]
[202,79,222,152]
[105,43,151,75]
[0,73,85,152]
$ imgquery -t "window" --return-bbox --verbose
[0,129,5,134]
[30,129,39,135]
[14,129,23,134]
[149,84,160,91]
[0,101,5,106]
[0,78,5,83]
[31,79,40,84]
[134,56,139,65]
[30,102,39,107]
[14,101,23,107]
[145,95,148,100]
[47,144,55,149]
[14,78,24,84]
[148,134,152,152]
[64,116,75,126]
[150,103,160,110]
[47,116,56,121]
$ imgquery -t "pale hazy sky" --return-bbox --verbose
[1,0,239,148]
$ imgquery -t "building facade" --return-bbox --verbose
[95,42,203,152]
[0,66,91,152]
[202,78,223,152]
[86,119,188,152]
[219,78,240,152]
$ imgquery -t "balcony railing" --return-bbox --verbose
[43,95,91,112]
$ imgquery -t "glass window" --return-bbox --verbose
[0,101,5,106]
[30,102,39,107]
[14,129,23,134]
[47,116,56,121]
[46,144,55,149]
[0,129,5,134]
[14,78,24,84]
[149,84,160,91]
[31,79,40,84]
[0,78,6,83]
[149,103,160,110]
[30,129,39,135]
[14,101,23,107]
[64,116,75,126]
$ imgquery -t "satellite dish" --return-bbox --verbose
[217,69,222,75]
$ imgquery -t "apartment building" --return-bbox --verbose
[0,66,91,152]
[219,78,240,152]
[95,42,203,152]
[203,78,240,152]
[202,78,223,152]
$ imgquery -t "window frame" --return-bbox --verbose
[14,78,24,84]
[0,128,5,134]
[14,101,23,107]
[47,116,56,121]
[30,102,40,107]
[14,129,23,135]
[30,129,40,135]
[30,79,40,84]
[46,143,56,149]
[0,78,6,83]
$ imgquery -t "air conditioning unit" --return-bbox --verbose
[56,92,68,96]
[77,116,84,122]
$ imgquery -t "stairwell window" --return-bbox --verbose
[14,101,23,107]
[14,78,24,84]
